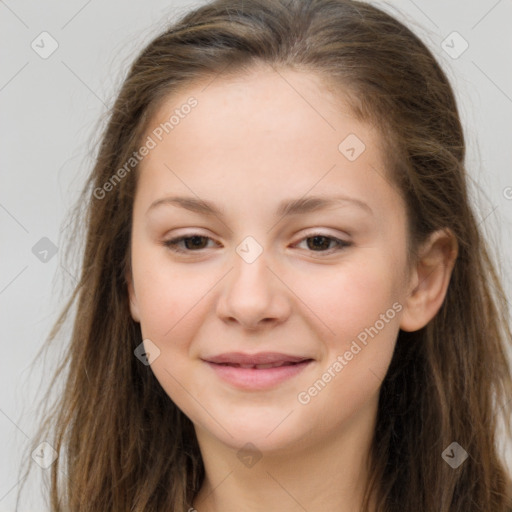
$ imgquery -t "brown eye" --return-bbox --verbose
[296,234,351,254]
[306,235,334,251]
[163,235,215,253]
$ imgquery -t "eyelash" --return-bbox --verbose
[162,233,352,256]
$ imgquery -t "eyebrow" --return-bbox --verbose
[146,194,373,218]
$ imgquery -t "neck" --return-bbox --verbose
[192,394,379,512]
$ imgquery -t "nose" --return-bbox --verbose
[216,247,291,331]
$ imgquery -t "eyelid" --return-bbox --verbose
[295,228,351,243]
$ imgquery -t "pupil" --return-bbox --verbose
[308,236,330,251]
[186,236,206,249]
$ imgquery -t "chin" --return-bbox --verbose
[194,407,312,455]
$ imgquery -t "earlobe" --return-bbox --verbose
[125,268,141,323]
[399,228,458,332]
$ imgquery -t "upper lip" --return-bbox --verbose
[203,352,312,365]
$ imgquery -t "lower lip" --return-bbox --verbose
[204,360,312,390]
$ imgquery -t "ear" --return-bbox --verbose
[125,266,141,323]
[399,228,458,332]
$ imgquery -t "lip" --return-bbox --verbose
[203,351,311,365]
[202,352,314,390]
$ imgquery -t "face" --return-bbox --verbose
[127,64,412,454]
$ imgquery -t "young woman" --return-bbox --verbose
[18,0,512,510]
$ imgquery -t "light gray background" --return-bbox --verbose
[1,0,511,509]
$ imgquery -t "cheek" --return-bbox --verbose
[131,247,211,421]
[291,254,402,402]
[292,253,403,346]
[131,244,208,341]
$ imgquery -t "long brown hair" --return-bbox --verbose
[16,0,512,510]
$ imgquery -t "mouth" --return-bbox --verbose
[202,352,314,390]
[203,351,312,366]
[212,360,312,369]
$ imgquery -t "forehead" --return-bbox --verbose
[148,65,360,144]
[134,65,399,221]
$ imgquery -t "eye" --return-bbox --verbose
[163,234,218,253]
[294,234,352,254]
[163,232,351,255]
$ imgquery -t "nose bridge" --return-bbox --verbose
[216,234,290,328]
[229,235,274,303]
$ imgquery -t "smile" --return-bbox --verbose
[204,358,314,390]
[216,361,301,369]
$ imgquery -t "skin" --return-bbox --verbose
[126,63,458,512]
